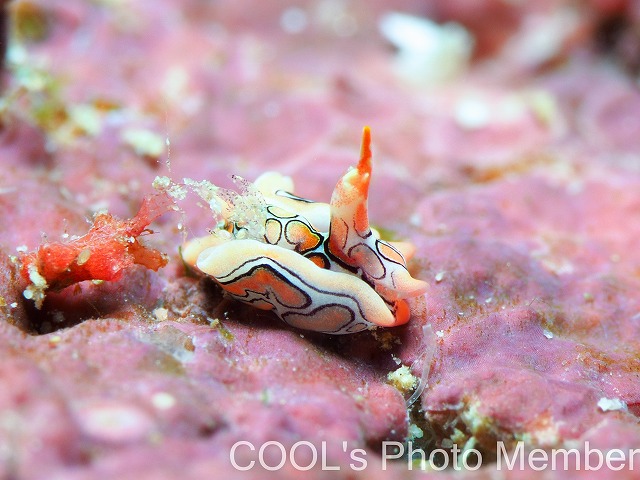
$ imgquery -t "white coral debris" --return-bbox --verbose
[23,264,48,309]
[122,128,165,158]
[379,12,473,84]
[597,397,627,412]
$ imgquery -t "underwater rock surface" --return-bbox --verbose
[1,0,640,478]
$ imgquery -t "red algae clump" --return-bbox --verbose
[19,192,175,308]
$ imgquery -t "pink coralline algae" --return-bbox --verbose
[1,0,640,479]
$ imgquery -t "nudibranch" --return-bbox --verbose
[182,127,428,334]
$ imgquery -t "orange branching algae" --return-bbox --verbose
[20,192,175,308]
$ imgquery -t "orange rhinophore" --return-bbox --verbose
[20,192,174,308]
[183,127,428,334]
